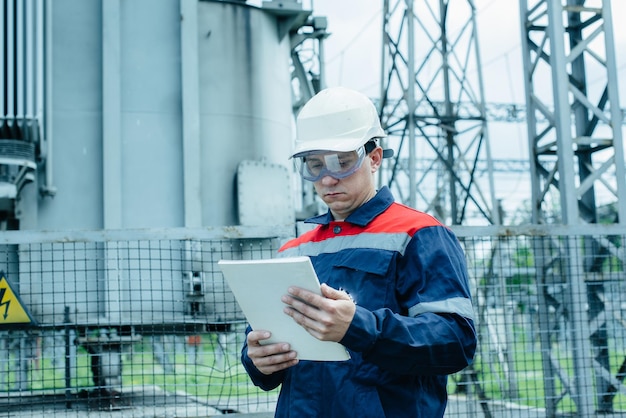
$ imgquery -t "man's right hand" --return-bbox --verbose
[246,330,299,375]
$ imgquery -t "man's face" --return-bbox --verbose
[312,147,382,221]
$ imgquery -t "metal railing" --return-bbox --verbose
[0,223,625,417]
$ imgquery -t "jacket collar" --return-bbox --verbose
[305,186,395,227]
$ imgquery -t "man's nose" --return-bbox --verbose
[319,174,339,185]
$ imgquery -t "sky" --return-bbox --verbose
[309,0,626,102]
[303,0,626,221]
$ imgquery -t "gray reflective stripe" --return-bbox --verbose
[280,232,412,258]
[409,297,475,321]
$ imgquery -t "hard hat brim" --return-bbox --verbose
[291,134,387,159]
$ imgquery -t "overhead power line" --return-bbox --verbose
[382,100,626,124]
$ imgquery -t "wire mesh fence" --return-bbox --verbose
[0,224,625,417]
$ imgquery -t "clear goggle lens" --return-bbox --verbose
[296,147,366,182]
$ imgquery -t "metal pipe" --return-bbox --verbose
[42,0,55,196]
[16,0,24,122]
[102,0,123,229]
[180,0,203,228]
[1,0,5,119]
[407,0,416,209]
[7,0,15,123]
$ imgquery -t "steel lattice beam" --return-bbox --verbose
[378,0,499,226]
[520,0,626,415]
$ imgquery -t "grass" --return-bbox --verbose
[2,330,625,414]
[448,324,626,414]
[0,333,276,403]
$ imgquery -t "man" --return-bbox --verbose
[241,87,477,417]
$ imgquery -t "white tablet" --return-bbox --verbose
[218,256,350,361]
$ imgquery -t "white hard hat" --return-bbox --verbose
[292,87,387,158]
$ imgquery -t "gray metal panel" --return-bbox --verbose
[198,2,294,226]
[119,0,184,228]
[40,0,294,230]
[38,0,103,230]
[22,0,297,328]
[41,0,188,229]
[237,160,294,225]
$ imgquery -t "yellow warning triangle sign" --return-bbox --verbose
[0,272,37,326]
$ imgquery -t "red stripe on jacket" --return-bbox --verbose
[280,202,444,252]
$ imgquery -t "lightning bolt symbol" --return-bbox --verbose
[0,288,10,319]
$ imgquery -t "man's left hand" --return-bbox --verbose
[282,283,356,342]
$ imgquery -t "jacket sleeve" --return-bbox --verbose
[339,226,477,375]
[241,325,286,391]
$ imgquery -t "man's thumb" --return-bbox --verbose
[320,283,352,301]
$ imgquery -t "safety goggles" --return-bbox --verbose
[296,146,366,182]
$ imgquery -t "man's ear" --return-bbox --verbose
[369,147,383,172]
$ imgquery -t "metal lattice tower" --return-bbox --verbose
[376,0,626,415]
[378,0,499,226]
[521,0,626,227]
[520,0,626,415]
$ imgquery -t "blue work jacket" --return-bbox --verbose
[241,187,477,417]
